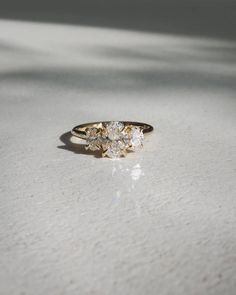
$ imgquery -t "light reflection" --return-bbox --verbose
[111,160,144,214]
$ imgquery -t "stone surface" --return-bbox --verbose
[0,18,236,295]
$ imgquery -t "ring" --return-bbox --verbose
[71,121,153,158]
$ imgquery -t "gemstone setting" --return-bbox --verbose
[85,121,145,158]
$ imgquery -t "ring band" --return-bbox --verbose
[71,121,153,158]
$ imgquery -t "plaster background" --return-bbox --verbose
[0,14,236,295]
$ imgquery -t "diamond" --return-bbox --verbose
[105,140,126,159]
[129,127,144,150]
[122,129,131,148]
[84,122,145,158]
[85,128,100,151]
[106,121,124,141]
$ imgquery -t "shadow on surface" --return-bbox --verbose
[1,1,236,41]
[0,8,236,96]
[1,43,236,93]
[58,131,102,158]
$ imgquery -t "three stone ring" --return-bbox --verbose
[71,121,154,158]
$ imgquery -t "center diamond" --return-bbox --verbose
[106,121,124,141]
[103,121,126,158]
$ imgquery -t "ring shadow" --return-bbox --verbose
[58,131,102,158]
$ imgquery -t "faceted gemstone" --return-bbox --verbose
[86,128,100,151]
[130,127,144,150]
[122,131,131,148]
[98,136,110,151]
[85,122,145,158]
[105,140,126,158]
[106,121,124,141]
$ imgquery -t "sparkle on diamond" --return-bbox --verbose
[105,140,126,158]
[106,121,124,141]
[85,128,100,151]
[129,127,144,150]
[85,122,145,158]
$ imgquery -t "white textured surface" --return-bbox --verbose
[0,19,236,295]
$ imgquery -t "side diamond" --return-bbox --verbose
[129,127,144,150]
[85,128,100,151]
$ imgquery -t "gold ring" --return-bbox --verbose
[71,121,153,158]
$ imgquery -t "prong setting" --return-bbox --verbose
[84,121,146,158]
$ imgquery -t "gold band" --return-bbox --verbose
[72,121,153,139]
